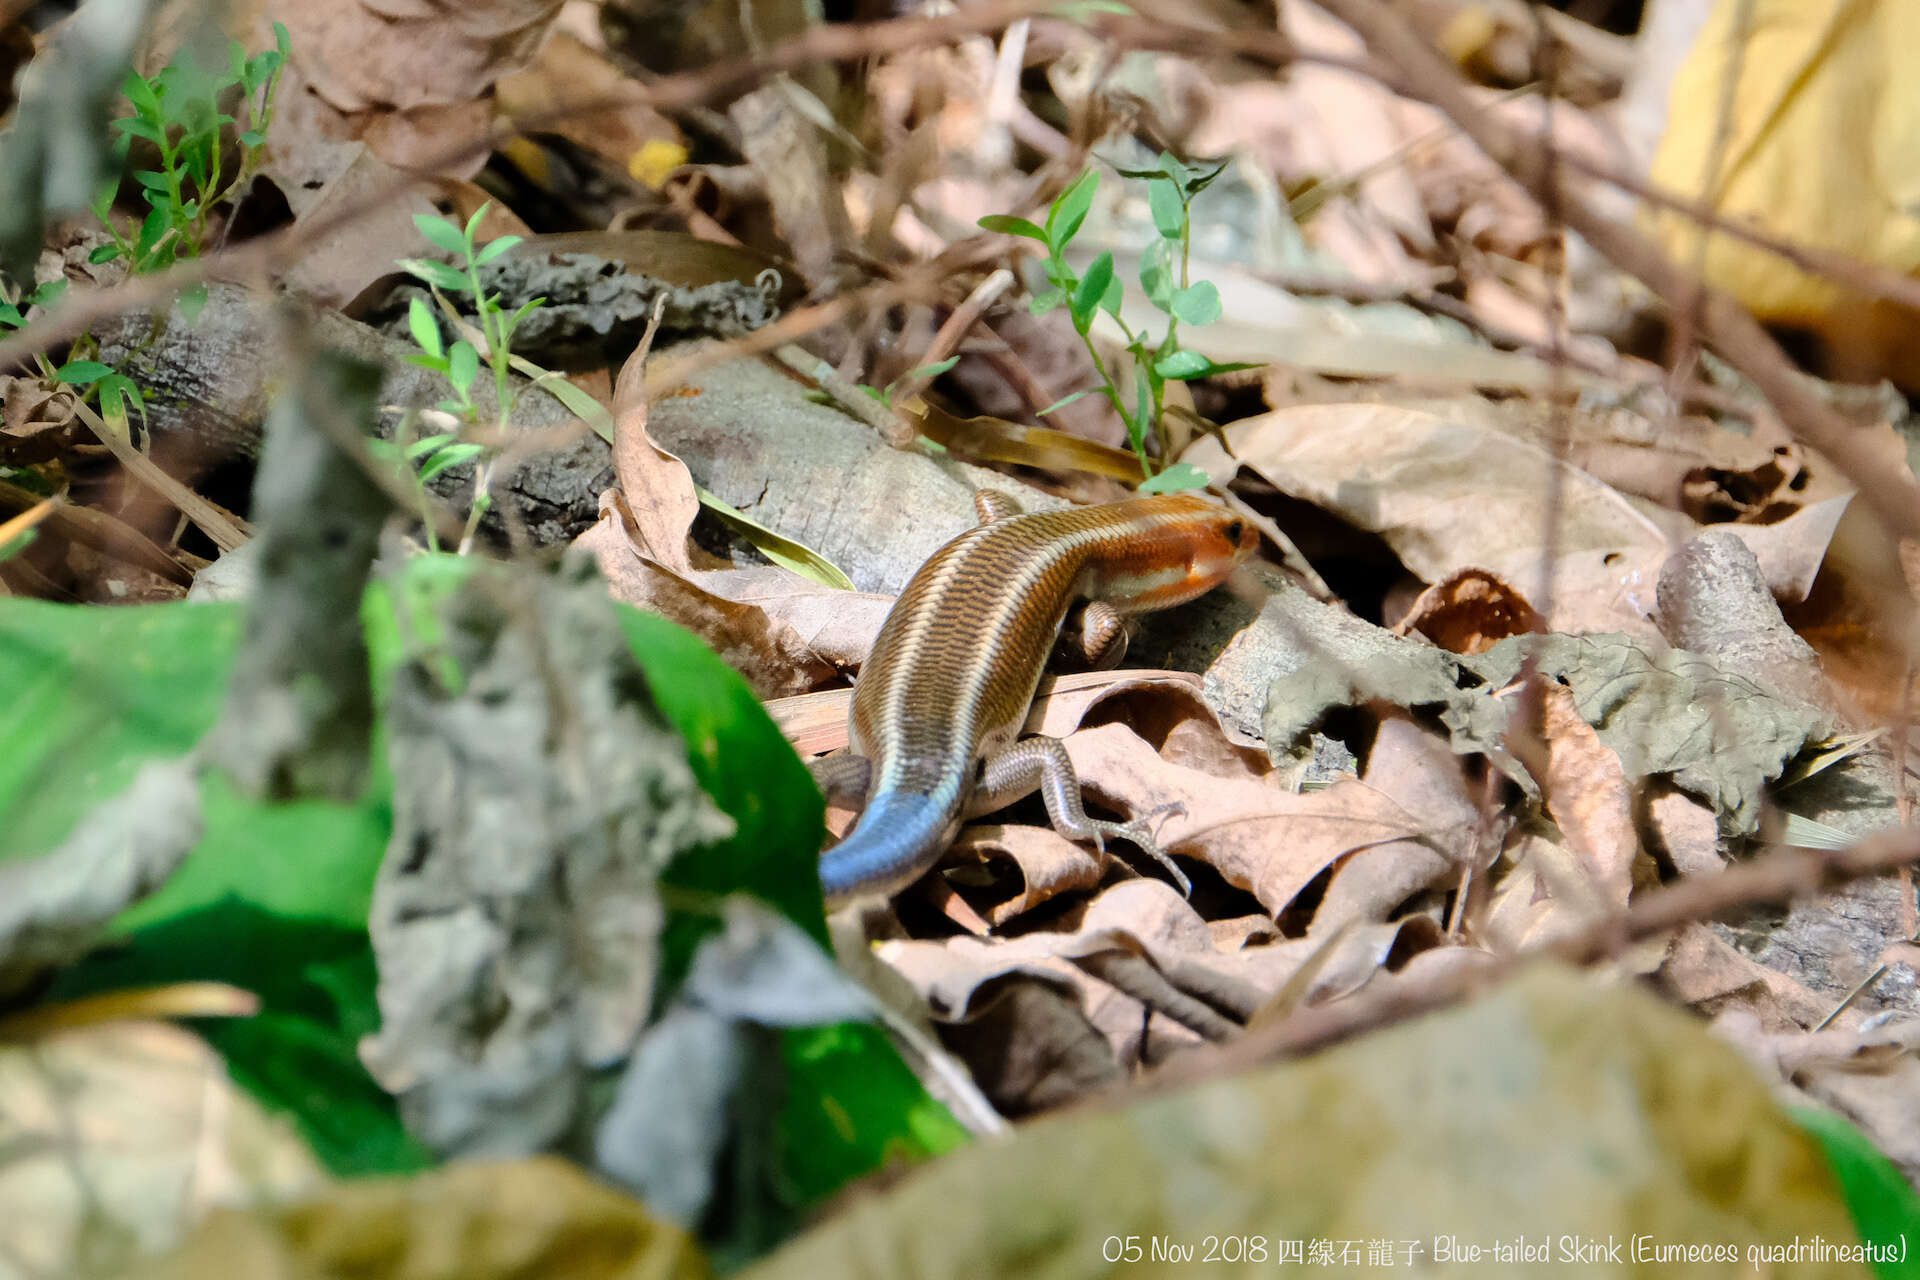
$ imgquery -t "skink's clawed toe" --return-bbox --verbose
[1085,815,1192,898]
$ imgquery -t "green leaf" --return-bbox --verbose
[1138,461,1209,494]
[1070,251,1114,334]
[98,374,146,426]
[134,169,173,192]
[406,296,443,359]
[0,599,240,862]
[1171,280,1222,326]
[1051,0,1133,19]
[122,69,162,117]
[1148,177,1185,239]
[87,243,124,265]
[1790,1107,1920,1279]
[403,353,448,375]
[1185,158,1231,197]
[1029,289,1068,316]
[0,302,21,328]
[1045,170,1099,250]
[178,284,209,324]
[1038,389,1093,416]
[113,116,165,143]
[1099,269,1124,319]
[396,259,472,293]
[1140,237,1178,310]
[135,207,170,258]
[404,432,458,460]
[695,486,855,591]
[417,442,483,482]
[237,130,265,147]
[976,214,1048,243]
[0,527,37,561]
[463,202,491,244]
[54,360,112,386]
[906,356,960,382]
[471,235,522,267]
[447,340,480,394]
[1154,349,1259,380]
[30,280,67,308]
[413,214,469,258]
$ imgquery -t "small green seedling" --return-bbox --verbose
[980,154,1256,488]
[390,202,543,551]
[0,279,145,426]
[93,22,290,304]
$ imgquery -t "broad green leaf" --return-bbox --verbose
[1071,251,1114,334]
[113,116,164,143]
[403,432,457,459]
[1148,177,1185,239]
[463,202,491,243]
[1790,1107,1920,1279]
[54,360,112,385]
[406,296,443,359]
[87,243,124,265]
[178,284,209,324]
[1029,289,1068,316]
[413,214,469,257]
[0,599,239,862]
[121,70,161,117]
[1155,349,1257,380]
[1185,158,1231,197]
[0,303,22,328]
[1045,170,1099,250]
[976,214,1047,243]
[1171,280,1222,326]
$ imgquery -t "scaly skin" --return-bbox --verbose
[818,492,1257,901]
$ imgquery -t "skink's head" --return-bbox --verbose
[1097,492,1260,610]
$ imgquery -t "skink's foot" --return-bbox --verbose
[978,738,1193,896]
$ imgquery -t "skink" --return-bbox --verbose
[814,491,1257,901]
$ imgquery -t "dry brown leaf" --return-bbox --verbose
[1312,715,1478,929]
[1660,923,1837,1032]
[951,824,1106,924]
[262,139,438,310]
[1064,722,1464,917]
[1482,830,1608,953]
[1188,402,1672,638]
[1517,681,1638,908]
[576,492,836,697]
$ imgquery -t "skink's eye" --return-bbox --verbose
[1223,519,1246,543]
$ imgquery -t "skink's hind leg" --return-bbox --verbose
[1060,600,1130,670]
[809,752,873,808]
[976,737,1192,895]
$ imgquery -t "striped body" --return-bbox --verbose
[820,493,1256,899]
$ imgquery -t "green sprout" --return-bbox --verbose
[980,154,1255,491]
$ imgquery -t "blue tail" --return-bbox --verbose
[820,790,955,900]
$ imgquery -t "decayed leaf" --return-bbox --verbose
[0,1020,325,1279]
[748,967,1869,1279]
[949,824,1105,924]
[261,137,438,309]
[1186,403,1673,639]
[1660,923,1838,1033]
[1642,780,1725,878]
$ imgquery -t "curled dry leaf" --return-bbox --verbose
[1511,680,1640,909]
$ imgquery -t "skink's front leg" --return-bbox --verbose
[973,737,1191,894]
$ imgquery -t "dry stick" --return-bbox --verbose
[1307,0,1920,547]
[890,267,1016,405]
[1156,826,1920,1087]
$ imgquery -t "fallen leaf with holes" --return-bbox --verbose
[1186,403,1673,639]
